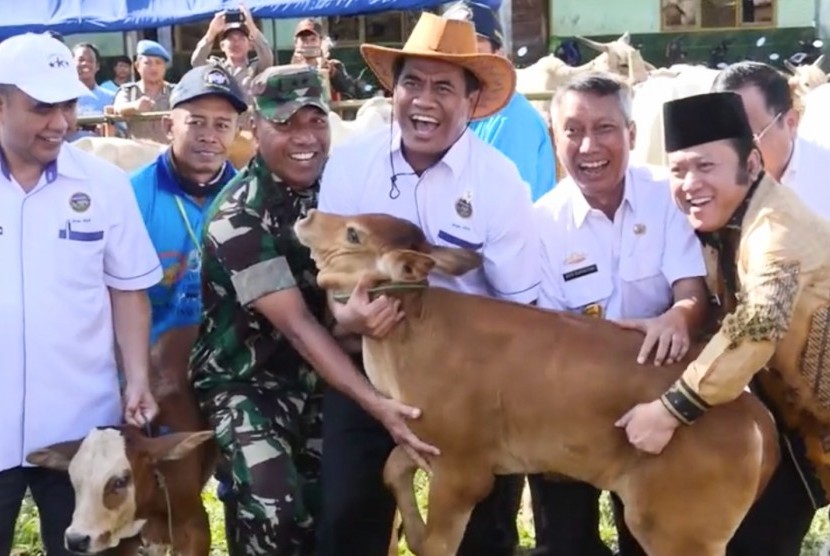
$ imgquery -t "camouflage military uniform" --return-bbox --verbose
[190,155,325,556]
[190,64,332,556]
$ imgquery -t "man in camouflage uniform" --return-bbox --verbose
[189,64,434,556]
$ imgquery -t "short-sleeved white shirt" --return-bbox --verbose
[781,136,830,221]
[320,125,540,303]
[0,143,162,472]
[534,164,706,319]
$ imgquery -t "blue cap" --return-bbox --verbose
[136,39,171,63]
[170,64,248,113]
[443,1,504,50]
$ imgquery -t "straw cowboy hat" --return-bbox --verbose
[360,12,515,119]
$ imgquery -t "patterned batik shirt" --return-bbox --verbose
[190,155,326,393]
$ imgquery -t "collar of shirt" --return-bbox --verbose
[246,154,320,210]
[0,143,86,187]
[570,167,637,228]
[389,122,470,180]
[157,148,235,199]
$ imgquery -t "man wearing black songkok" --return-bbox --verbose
[616,91,830,555]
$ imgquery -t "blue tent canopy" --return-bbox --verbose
[1,0,501,39]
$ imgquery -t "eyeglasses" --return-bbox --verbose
[754,112,782,142]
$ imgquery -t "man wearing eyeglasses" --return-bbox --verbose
[712,61,830,221]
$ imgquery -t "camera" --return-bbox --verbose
[224,9,244,24]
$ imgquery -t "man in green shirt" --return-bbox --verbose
[189,64,437,555]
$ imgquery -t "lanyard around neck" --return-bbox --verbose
[173,195,203,258]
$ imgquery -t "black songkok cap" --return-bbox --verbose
[663,92,754,152]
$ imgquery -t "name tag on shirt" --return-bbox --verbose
[59,229,104,242]
[563,264,598,282]
[58,221,104,242]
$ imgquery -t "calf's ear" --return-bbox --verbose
[427,246,482,276]
[144,431,215,462]
[26,439,83,471]
[380,250,435,282]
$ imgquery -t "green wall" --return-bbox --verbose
[559,27,819,71]
[550,0,815,36]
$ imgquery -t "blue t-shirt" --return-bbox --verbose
[77,85,116,116]
[131,151,237,344]
[100,80,121,94]
[469,92,556,201]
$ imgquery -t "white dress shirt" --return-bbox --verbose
[320,125,540,303]
[534,164,706,320]
[0,143,162,472]
[781,136,830,221]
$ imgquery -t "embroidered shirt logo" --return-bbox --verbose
[455,190,473,218]
[69,192,91,212]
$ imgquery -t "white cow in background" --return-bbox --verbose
[784,55,828,112]
[629,64,721,167]
[71,136,165,173]
[328,97,391,148]
[516,32,655,128]
[71,100,393,174]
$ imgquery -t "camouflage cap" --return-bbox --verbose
[251,64,329,124]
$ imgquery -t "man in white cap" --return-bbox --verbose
[0,32,162,554]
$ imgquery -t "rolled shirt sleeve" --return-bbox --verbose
[190,37,212,68]
[104,170,162,290]
[662,219,806,424]
[205,204,296,307]
[250,31,275,73]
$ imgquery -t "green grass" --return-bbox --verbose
[9,476,830,555]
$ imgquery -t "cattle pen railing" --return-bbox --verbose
[75,91,556,128]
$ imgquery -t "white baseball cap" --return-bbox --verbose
[0,32,92,104]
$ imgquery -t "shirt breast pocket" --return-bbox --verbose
[56,223,106,287]
[619,247,671,318]
[561,263,613,313]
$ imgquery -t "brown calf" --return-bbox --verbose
[27,327,217,555]
[294,209,780,556]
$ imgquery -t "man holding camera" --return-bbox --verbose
[191,3,274,101]
[290,18,363,101]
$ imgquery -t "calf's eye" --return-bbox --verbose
[346,227,360,244]
[112,474,131,489]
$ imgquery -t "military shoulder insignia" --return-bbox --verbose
[455,190,473,218]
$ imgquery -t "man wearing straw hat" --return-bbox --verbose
[316,11,540,556]
[617,91,830,554]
